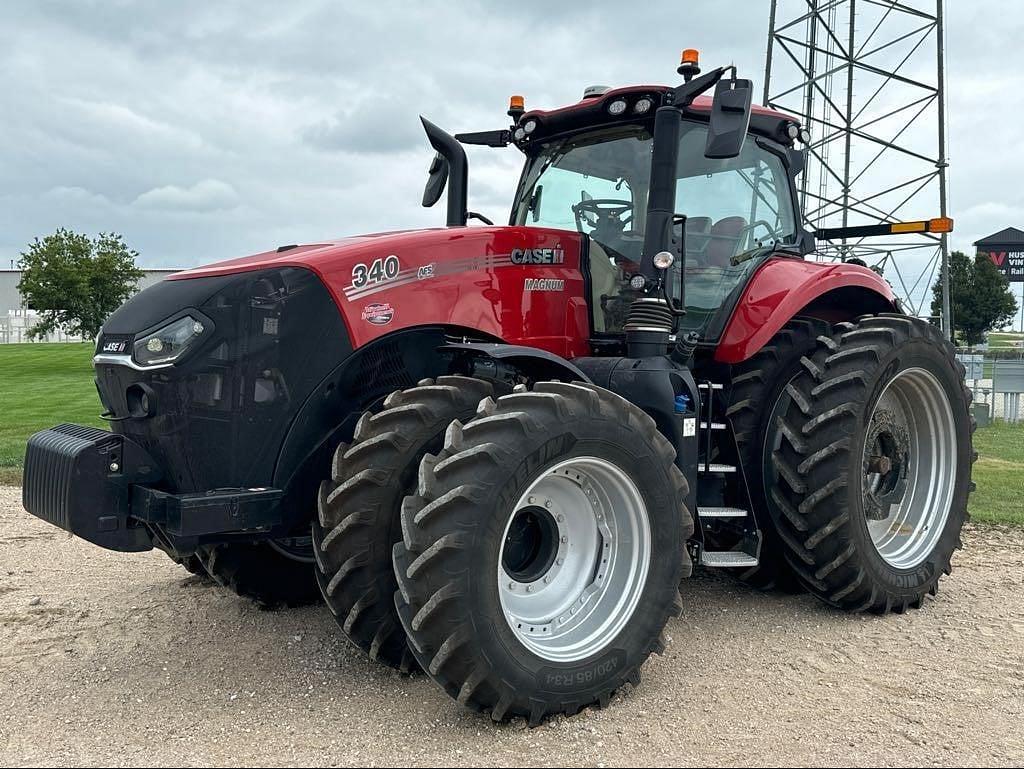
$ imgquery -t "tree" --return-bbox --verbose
[17,229,145,340]
[931,250,1018,346]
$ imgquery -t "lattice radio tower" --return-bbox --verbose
[764,0,952,336]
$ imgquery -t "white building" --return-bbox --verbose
[0,268,180,343]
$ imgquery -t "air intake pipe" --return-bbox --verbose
[638,106,683,288]
[624,297,674,358]
[625,105,684,359]
[420,117,468,226]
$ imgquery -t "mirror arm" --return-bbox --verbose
[456,130,512,148]
[666,66,727,110]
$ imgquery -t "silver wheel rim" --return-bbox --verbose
[863,367,956,569]
[497,456,651,663]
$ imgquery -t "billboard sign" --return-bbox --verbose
[978,248,1024,282]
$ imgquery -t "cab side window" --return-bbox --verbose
[675,134,796,266]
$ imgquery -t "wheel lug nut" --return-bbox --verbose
[561,536,568,544]
[557,558,564,566]
[525,585,532,593]
[557,514,565,523]
[528,496,535,504]
[544,576,551,584]
[508,582,515,590]
[545,500,552,509]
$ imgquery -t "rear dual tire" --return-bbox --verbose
[394,382,693,724]
[766,314,975,612]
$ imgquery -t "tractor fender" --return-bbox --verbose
[273,326,459,527]
[441,342,592,384]
[277,332,568,501]
[715,257,898,364]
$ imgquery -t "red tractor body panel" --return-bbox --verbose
[715,256,898,363]
[171,226,592,360]
[174,228,899,366]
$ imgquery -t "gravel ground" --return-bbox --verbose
[1,484,1022,767]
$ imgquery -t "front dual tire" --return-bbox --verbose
[394,382,692,724]
[312,376,495,671]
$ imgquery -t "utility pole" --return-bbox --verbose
[936,2,952,340]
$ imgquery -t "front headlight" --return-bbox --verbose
[133,315,207,367]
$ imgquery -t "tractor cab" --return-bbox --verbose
[508,99,803,339]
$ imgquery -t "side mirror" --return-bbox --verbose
[422,152,449,208]
[705,77,753,159]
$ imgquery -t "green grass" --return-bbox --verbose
[0,343,104,483]
[970,420,1024,526]
[0,343,1021,526]
[989,331,1024,351]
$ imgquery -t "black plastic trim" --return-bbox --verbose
[440,343,592,384]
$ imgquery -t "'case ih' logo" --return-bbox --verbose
[511,247,565,265]
[101,340,128,353]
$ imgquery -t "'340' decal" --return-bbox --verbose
[351,255,400,288]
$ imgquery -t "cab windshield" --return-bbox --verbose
[512,121,797,337]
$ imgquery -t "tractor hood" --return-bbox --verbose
[168,229,436,282]
[168,225,590,356]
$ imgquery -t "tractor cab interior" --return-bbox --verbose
[513,120,799,337]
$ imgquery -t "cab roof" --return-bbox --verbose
[514,84,801,150]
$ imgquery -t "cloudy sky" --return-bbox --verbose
[1,0,1022,296]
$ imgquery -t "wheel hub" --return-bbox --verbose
[502,506,560,584]
[497,457,650,663]
[863,409,911,520]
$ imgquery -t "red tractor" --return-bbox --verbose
[23,53,973,724]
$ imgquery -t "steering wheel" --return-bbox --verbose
[571,198,634,233]
[728,220,786,266]
[735,220,781,250]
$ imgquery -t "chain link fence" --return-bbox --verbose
[957,351,1024,424]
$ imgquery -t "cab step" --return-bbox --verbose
[697,506,748,518]
[700,551,759,568]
